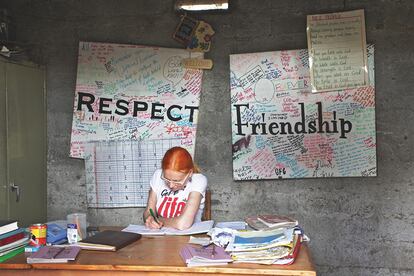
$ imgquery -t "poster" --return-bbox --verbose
[70,41,204,158]
[230,45,376,180]
[85,139,182,208]
[307,9,368,92]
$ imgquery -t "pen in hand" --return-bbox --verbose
[149,208,160,224]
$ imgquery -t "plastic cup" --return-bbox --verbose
[66,213,87,240]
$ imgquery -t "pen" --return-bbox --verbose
[211,244,216,258]
[149,208,160,224]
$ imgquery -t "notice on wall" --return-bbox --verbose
[85,139,182,208]
[307,9,368,92]
[70,42,203,158]
[230,45,376,180]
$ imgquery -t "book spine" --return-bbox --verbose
[0,229,24,240]
[0,232,25,246]
[0,247,25,263]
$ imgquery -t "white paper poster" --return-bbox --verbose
[85,139,182,208]
[70,41,203,158]
[230,45,376,180]
[307,9,368,92]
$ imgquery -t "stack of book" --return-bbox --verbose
[0,220,29,263]
[224,214,303,265]
[180,244,233,267]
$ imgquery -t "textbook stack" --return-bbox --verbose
[224,214,303,265]
[0,220,29,263]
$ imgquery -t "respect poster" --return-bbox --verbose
[70,41,203,158]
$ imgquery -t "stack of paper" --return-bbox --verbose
[180,244,232,267]
[231,246,290,263]
[226,227,302,265]
[226,228,290,252]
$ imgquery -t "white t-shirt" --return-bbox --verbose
[150,169,207,223]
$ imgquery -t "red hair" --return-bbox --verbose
[162,147,199,173]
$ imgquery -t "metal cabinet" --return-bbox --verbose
[0,58,46,227]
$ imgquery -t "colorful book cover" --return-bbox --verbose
[0,246,24,263]
[27,246,81,263]
[0,232,25,246]
[0,228,25,240]
[0,221,18,236]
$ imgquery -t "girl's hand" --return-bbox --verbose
[145,216,164,229]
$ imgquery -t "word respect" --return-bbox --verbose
[76,92,198,122]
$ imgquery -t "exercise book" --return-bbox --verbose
[122,220,214,236]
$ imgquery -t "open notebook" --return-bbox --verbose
[122,220,214,236]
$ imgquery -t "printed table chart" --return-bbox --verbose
[85,139,182,208]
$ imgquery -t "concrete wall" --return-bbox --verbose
[4,0,414,275]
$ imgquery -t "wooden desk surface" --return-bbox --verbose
[0,235,316,276]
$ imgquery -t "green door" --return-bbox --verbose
[0,61,7,219]
[4,61,46,227]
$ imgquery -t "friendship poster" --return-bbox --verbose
[230,45,376,180]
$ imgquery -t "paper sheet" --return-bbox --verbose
[307,9,368,92]
[84,139,182,208]
[122,220,214,236]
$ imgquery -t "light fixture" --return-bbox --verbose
[174,0,229,12]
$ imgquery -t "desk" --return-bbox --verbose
[0,235,316,275]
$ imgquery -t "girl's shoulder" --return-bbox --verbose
[153,168,163,176]
[191,172,207,183]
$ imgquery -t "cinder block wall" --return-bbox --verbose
[6,0,414,275]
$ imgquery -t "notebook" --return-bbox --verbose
[0,228,25,240]
[257,215,298,228]
[0,220,18,236]
[77,230,141,251]
[46,223,67,244]
[122,220,214,236]
[180,244,232,267]
[0,246,25,263]
[0,237,29,254]
[0,231,25,246]
[27,246,81,264]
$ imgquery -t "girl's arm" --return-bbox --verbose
[158,191,202,230]
[143,188,163,229]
